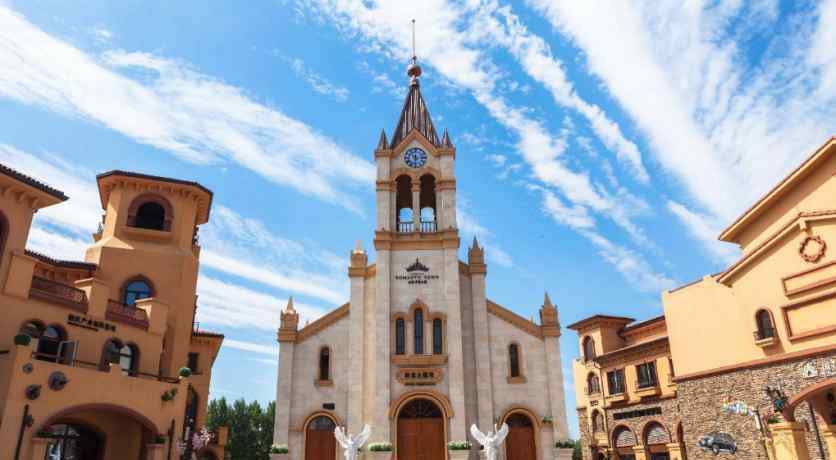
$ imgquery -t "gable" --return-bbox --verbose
[487,300,543,339]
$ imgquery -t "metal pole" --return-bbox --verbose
[13,404,31,460]
[807,401,825,460]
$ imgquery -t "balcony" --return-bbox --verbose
[585,385,602,397]
[106,300,150,330]
[634,380,661,397]
[397,220,437,233]
[606,391,627,404]
[754,328,778,347]
[29,276,88,312]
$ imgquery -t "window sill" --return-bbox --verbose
[314,379,333,387]
[507,375,527,384]
[122,226,173,243]
[635,384,660,397]
[606,392,627,403]
[755,336,778,347]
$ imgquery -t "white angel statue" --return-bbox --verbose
[334,424,372,460]
[470,423,509,460]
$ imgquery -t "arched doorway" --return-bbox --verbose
[305,415,337,460]
[643,421,671,460]
[397,398,445,460]
[612,425,637,460]
[504,413,536,460]
[41,423,103,460]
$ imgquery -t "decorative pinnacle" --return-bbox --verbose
[441,128,453,148]
[407,19,422,84]
[472,236,481,250]
[377,129,388,150]
[285,296,296,313]
[354,240,364,253]
[544,291,553,308]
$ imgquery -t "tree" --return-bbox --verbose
[206,398,274,460]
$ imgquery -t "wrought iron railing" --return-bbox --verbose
[31,353,180,383]
[420,220,437,232]
[30,276,88,309]
[106,300,150,329]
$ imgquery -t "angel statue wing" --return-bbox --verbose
[470,424,488,447]
[494,423,509,445]
[333,426,349,447]
[354,424,372,449]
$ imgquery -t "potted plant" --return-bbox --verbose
[447,440,471,460]
[270,444,289,460]
[554,440,575,460]
[178,367,192,379]
[366,442,393,460]
[541,415,553,425]
[14,334,31,346]
[151,435,166,445]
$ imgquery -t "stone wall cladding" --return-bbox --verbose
[606,396,681,452]
[577,409,592,460]
[677,351,836,460]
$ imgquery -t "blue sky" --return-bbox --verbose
[2,0,835,438]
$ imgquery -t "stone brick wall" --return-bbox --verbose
[606,396,681,452]
[577,409,592,460]
[677,352,835,460]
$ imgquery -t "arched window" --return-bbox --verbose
[101,340,138,375]
[587,373,600,394]
[509,343,521,378]
[37,325,65,361]
[582,336,596,361]
[127,194,173,231]
[396,175,414,232]
[414,309,424,354]
[319,347,331,381]
[419,174,437,232]
[123,278,153,306]
[395,318,406,355]
[592,410,604,433]
[755,309,775,340]
[432,318,443,354]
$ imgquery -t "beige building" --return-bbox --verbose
[0,168,226,460]
[569,315,682,460]
[271,61,570,460]
[572,137,836,460]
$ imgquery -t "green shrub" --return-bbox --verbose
[555,440,575,448]
[368,442,393,452]
[178,367,192,378]
[270,444,289,454]
[447,441,471,451]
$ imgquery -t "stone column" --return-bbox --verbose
[274,300,299,448]
[540,293,568,441]
[412,182,421,230]
[770,422,811,460]
[373,249,392,441]
[348,247,368,434]
[468,240,494,430]
[665,443,683,460]
[631,446,647,460]
[444,243,467,442]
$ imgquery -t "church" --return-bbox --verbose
[271,57,570,460]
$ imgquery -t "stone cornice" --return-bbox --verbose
[374,229,460,251]
[296,303,350,343]
[487,300,542,339]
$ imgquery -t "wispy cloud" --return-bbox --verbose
[283,55,350,102]
[457,197,513,268]
[223,338,279,356]
[0,7,374,212]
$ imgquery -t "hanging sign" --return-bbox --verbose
[68,314,116,332]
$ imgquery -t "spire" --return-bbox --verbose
[390,20,439,149]
[472,236,481,250]
[540,290,560,335]
[441,128,453,148]
[377,129,388,150]
[543,291,553,309]
[285,296,295,313]
[279,296,300,341]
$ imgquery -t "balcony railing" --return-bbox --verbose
[29,276,88,311]
[753,327,776,341]
[585,385,602,395]
[397,220,438,233]
[31,352,180,383]
[398,221,414,232]
[420,221,437,232]
[106,300,150,329]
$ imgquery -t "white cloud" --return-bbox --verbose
[0,7,374,212]
[285,56,350,102]
[89,27,114,43]
[222,338,279,356]
[457,198,513,268]
[667,201,739,264]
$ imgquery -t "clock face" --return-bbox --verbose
[404,147,428,168]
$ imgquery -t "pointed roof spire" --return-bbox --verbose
[390,20,439,149]
[543,291,554,308]
[441,128,453,148]
[472,236,481,250]
[285,296,295,313]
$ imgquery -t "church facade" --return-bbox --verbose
[271,61,570,460]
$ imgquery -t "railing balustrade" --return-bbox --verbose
[30,352,180,383]
[29,276,88,310]
[106,300,150,329]
[397,220,438,233]
[420,220,437,233]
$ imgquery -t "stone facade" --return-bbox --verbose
[678,352,836,460]
[273,62,569,460]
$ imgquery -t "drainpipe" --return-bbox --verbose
[14,404,33,460]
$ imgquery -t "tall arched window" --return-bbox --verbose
[432,318,443,354]
[37,325,65,361]
[414,309,424,354]
[582,336,596,361]
[755,309,775,340]
[319,347,331,381]
[509,343,521,378]
[127,194,173,231]
[592,410,604,433]
[396,175,414,232]
[395,318,406,355]
[587,373,600,394]
[123,278,153,306]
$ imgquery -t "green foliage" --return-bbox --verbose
[368,442,393,452]
[178,367,192,378]
[161,388,178,402]
[447,440,471,450]
[206,397,275,460]
[270,444,288,454]
[555,440,575,448]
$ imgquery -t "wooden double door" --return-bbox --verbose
[306,416,337,460]
[505,414,537,460]
[397,399,445,460]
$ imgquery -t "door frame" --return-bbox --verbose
[500,407,542,460]
[302,411,341,460]
[391,391,451,460]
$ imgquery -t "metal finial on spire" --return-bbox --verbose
[407,19,422,84]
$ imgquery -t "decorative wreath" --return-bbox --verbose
[799,235,827,263]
